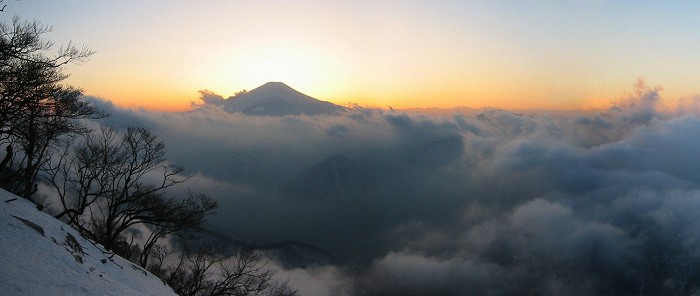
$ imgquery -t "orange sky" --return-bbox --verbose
[10,1,700,111]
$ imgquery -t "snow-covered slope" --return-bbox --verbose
[0,189,175,296]
[222,82,347,116]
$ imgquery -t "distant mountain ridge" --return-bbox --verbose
[177,227,338,269]
[222,82,347,116]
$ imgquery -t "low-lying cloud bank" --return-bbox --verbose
[87,81,700,295]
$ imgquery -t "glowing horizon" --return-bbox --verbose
[81,78,677,113]
[9,1,700,112]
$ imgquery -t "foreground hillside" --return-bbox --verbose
[0,189,175,295]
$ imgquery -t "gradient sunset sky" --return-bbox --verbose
[8,1,700,111]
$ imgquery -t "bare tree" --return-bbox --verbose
[46,126,216,256]
[0,12,294,296]
[149,244,297,296]
[47,126,122,226]
[0,16,102,199]
[138,190,217,268]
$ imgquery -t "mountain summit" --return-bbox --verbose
[222,82,347,116]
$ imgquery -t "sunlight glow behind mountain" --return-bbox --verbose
[8,1,700,111]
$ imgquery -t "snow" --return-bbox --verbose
[222,81,346,116]
[0,189,175,295]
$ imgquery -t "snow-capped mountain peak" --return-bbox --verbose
[222,82,347,116]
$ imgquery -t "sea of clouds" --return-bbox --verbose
[85,80,700,295]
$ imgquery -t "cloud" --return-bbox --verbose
[83,82,700,294]
[359,198,639,296]
[195,90,225,107]
[272,264,355,296]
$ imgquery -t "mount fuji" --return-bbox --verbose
[222,82,347,116]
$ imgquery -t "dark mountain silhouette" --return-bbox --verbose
[404,135,465,168]
[259,239,340,268]
[277,154,387,265]
[222,82,347,116]
[176,227,338,269]
[281,154,378,199]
